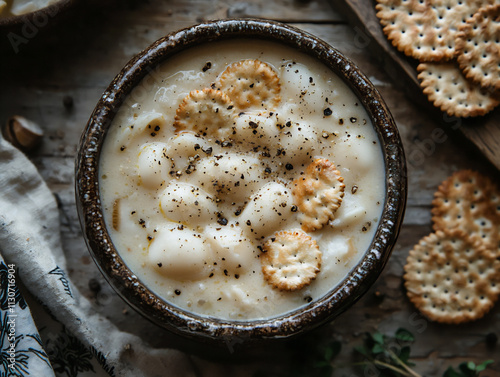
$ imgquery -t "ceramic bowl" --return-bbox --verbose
[76,19,406,347]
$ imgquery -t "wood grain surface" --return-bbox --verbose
[334,0,500,171]
[0,0,498,376]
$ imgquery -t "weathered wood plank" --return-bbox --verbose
[113,0,344,23]
[1,1,499,375]
[334,0,500,171]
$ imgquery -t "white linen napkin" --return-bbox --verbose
[0,133,200,377]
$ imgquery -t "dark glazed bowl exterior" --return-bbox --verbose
[76,19,406,346]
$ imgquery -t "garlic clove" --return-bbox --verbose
[3,115,44,151]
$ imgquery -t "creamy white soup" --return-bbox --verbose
[99,39,385,320]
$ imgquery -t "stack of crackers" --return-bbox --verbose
[404,170,500,324]
[376,1,500,117]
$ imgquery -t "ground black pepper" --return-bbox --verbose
[202,62,212,72]
[217,217,228,226]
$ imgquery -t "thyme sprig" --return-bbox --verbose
[254,329,494,377]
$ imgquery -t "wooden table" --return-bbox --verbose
[1,0,498,375]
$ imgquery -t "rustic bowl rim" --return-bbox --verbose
[76,18,407,345]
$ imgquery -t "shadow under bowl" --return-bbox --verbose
[76,18,407,348]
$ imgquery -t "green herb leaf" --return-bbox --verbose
[459,361,476,376]
[398,346,411,364]
[313,360,331,368]
[443,366,463,377]
[372,332,385,345]
[395,328,415,342]
[371,343,385,354]
[476,360,493,372]
[354,345,369,356]
[323,340,341,361]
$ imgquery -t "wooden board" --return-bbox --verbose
[334,0,500,171]
[1,1,499,374]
